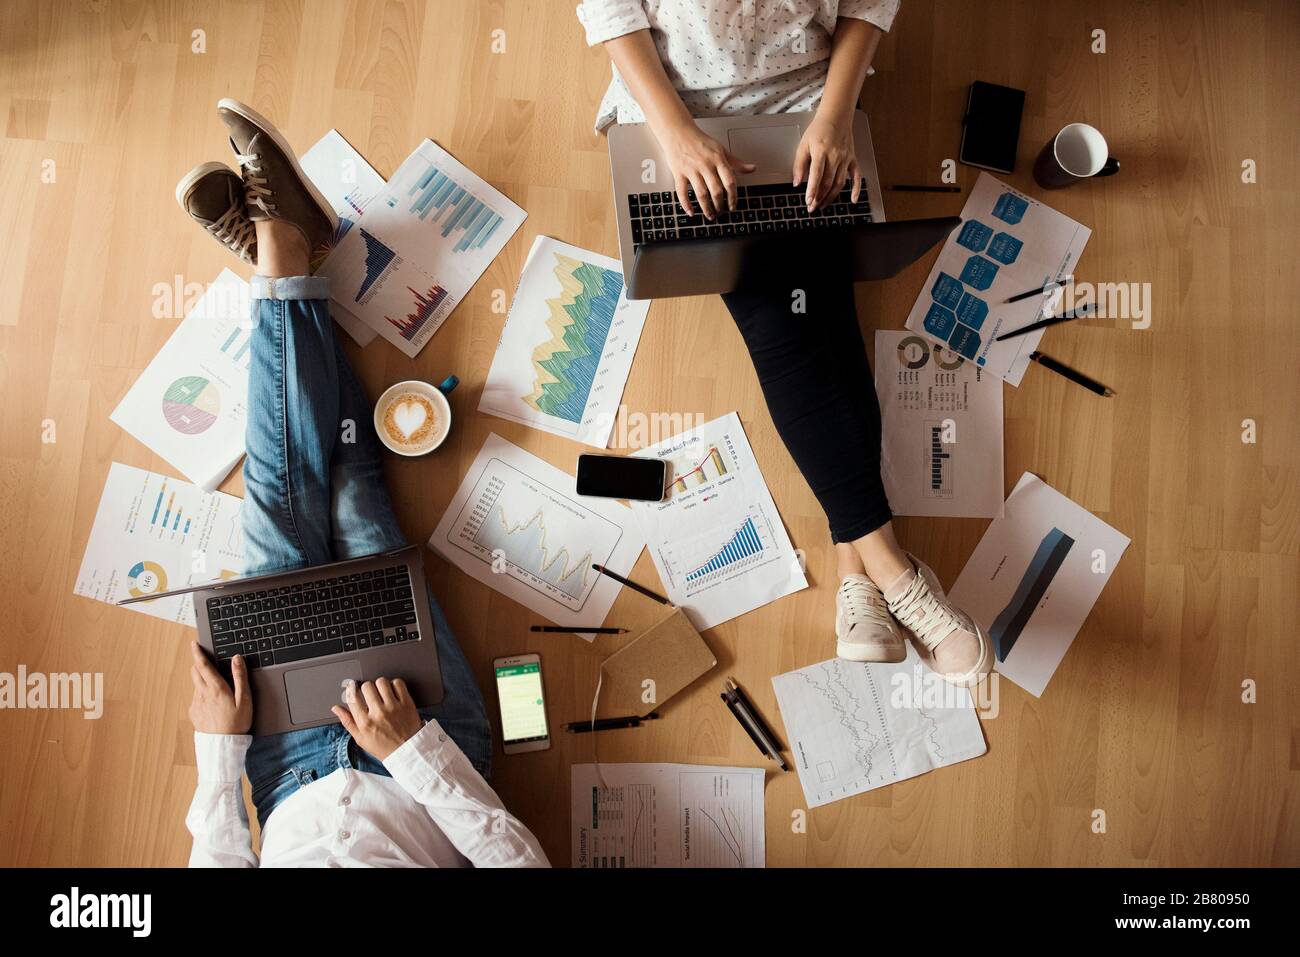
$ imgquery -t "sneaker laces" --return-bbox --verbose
[838,578,893,632]
[235,150,276,215]
[207,205,257,263]
[888,572,960,651]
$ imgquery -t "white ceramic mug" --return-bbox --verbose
[1033,123,1120,188]
[373,376,458,457]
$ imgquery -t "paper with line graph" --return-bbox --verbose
[427,434,643,640]
[772,652,987,809]
[571,763,765,868]
[318,138,526,357]
[874,330,1005,518]
[629,412,807,630]
[479,236,650,447]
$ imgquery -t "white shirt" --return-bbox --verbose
[186,721,549,868]
[576,0,900,130]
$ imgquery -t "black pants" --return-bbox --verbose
[721,262,892,544]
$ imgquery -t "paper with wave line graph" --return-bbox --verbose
[771,651,987,809]
[479,236,650,447]
[427,433,644,640]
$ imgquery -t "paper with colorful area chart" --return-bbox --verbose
[479,236,651,447]
[904,172,1091,386]
[317,138,526,358]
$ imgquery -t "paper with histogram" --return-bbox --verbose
[772,651,987,809]
[630,412,807,630]
[948,472,1130,697]
[479,236,650,447]
[74,463,247,626]
[874,330,1005,518]
[428,434,644,639]
[318,138,526,357]
[110,269,251,491]
[571,763,765,868]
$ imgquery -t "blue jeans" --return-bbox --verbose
[239,275,490,830]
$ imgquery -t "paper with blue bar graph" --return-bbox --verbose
[479,236,651,447]
[109,269,251,491]
[318,138,526,357]
[630,413,808,630]
[903,172,1091,386]
[948,472,1130,696]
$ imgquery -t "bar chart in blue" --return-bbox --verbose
[407,164,505,252]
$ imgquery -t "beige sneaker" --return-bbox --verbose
[216,98,338,257]
[835,574,906,662]
[175,161,257,264]
[883,555,993,687]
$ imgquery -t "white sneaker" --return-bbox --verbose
[883,556,993,687]
[835,574,906,662]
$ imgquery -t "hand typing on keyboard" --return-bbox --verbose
[332,677,424,761]
[658,117,755,219]
[188,640,252,735]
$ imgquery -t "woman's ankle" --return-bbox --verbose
[850,524,913,589]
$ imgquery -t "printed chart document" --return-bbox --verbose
[949,472,1131,697]
[874,330,1005,518]
[630,412,807,630]
[74,463,247,626]
[110,269,250,491]
[428,434,644,639]
[904,172,1091,386]
[772,651,987,809]
[571,763,765,868]
[480,236,650,447]
[301,129,389,347]
[319,138,526,357]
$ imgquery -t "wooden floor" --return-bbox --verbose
[1,0,1296,867]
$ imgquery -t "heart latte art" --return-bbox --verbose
[381,392,440,452]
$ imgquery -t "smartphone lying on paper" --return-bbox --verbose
[575,453,666,502]
[493,653,551,754]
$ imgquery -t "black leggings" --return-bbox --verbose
[720,259,892,544]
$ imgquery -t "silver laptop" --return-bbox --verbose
[119,545,444,735]
[608,110,959,299]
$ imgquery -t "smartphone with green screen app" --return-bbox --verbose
[493,653,551,754]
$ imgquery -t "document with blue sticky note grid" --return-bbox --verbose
[904,173,1091,386]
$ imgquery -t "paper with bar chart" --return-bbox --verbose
[479,236,650,447]
[874,330,1005,518]
[301,129,389,346]
[948,472,1130,696]
[630,412,807,630]
[318,138,526,357]
[110,269,251,491]
[771,652,987,808]
[428,434,644,638]
[570,763,765,868]
[74,463,247,626]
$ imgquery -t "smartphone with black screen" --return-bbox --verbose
[959,81,1026,174]
[575,453,666,502]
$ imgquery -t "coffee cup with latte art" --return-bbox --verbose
[373,377,458,457]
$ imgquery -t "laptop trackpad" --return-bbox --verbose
[285,659,364,725]
[727,124,800,174]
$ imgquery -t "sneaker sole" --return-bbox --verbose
[911,555,995,688]
[836,639,907,663]
[174,160,235,209]
[215,98,340,234]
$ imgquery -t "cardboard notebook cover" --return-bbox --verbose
[599,607,716,717]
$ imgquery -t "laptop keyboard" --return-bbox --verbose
[628,182,873,246]
[205,563,419,671]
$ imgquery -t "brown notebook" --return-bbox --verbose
[598,607,717,717]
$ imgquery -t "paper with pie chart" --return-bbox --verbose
[629,412,808,630]
[479,236,650,447]
[874,330,1005,519]
[427,434,644,640]
[74,463,247,626]
[110,269,251,490]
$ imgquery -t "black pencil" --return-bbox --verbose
[530,625,628,634]
[591,563,670,605]
[1005,277,1072,304]
[994,302,1095,341]
[1029,351,1115,397]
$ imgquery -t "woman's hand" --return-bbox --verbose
[793,112,862,211]
[658,118,756,219]
[188,641,253,735]
[332,677,424,761]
